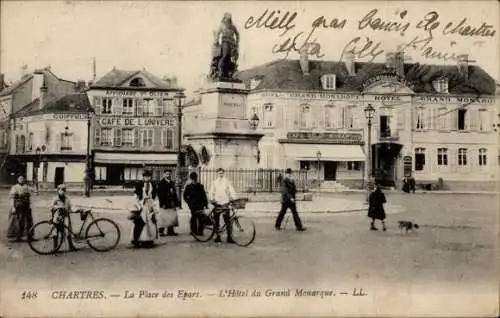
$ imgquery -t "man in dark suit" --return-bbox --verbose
[275,168,306,231]
[132,170,158,247]
[157,170,180,236]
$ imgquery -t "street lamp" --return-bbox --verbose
[249,113,260,129]
[85,107,95,197]
[316,150,322,194]
[364,104,376,201]
[33,146,41,195]
[174,90,186,208]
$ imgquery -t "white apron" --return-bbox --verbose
[129,186,159,243]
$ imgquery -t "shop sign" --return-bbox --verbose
[104,90,173,98]
[261,91,362,100]
[99,117,176,127]
[286,132,363,143]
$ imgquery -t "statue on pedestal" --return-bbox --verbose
[209,13,240,82]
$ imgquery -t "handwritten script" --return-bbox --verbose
[244,8,496,62]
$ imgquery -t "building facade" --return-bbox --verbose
[235,52,499,190]
[86,68,183,185]
[0,67,77,183]
[10,93,92,188]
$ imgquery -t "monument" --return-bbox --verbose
[184,13,264,169]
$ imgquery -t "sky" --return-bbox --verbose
[1,0,499,94]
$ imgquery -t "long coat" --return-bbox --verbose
[368,189,387,220]
[280,177,297,205]
[131,181,158,242]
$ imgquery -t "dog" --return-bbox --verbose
[398,221,419,233]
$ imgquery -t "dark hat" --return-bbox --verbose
[216,168,225,173]
[285,168,292,174]
[143,170,152,177]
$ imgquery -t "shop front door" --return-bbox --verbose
[54,167,64,188]
[324,162,337,181]
[106,166,123,185]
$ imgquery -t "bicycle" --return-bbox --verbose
[191,198,256,247]
[28,208,121,255]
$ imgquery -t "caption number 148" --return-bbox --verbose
[21,291,38,300]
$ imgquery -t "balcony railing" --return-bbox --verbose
[379,130,399,141]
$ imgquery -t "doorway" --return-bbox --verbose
[324,162,337,181]
[106,165,123,185]
[54,167,64,188]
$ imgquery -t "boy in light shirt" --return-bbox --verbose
[209,168,237,243]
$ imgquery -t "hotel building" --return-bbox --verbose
[235,52,499,190]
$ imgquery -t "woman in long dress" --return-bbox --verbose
[7,175,33,242]
[130,170,158,248]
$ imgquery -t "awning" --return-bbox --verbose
[283,144,366,161]
[94,152,177,165]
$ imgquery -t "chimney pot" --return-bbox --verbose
[343,51,356,76]
[299,51,310,76]
[457,54,469,79]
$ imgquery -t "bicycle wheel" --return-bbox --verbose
[231,215,256,247]
[85,218,121,252]
[28,221,64,255]
[191,214,216,242]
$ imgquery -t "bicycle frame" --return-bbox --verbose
[210,206,238,234]
[55,210,97,239]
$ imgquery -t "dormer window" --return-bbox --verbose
[130,77,146,87]
[321,75,336,90]
[433,78,448,94]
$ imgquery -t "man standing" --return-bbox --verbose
[209,168,237,243]
[183,171,209,235]
[275,168,306,232]
[157,170,180,237]
[368,185,387,231]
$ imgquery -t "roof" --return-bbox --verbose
[91,68,181,90]
[13,93,92,118]
[0,75,33,97]
[235,59,497,95]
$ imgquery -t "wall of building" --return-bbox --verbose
[27,161,86,186]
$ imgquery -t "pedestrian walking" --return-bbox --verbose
[368,185,387,231]
[208,168,237,243]
[275,168,306,232]
[49,184,79,251]
[402,176,410,193]
[183,171,209,236]
[157,170,180,236]
[409,176,416,193]
[7,175,33,242]
[130,170,158,248]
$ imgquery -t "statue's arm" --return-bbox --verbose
[232,25,240,44]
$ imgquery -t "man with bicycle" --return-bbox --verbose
[49,184,79,251]
[209,168,237,244]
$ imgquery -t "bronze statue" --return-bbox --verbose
[209,13,240,82]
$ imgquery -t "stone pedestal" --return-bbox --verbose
[184,81,264,169]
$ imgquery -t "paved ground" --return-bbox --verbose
[0,191,498,317]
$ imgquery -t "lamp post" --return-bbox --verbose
[174,91,186,208]
[249,113,260,129]
[364,104,376,202]
[85,107,95,197]
[34,147,41,195]
[316,150,322,195]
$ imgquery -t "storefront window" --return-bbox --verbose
[300,161,310,170]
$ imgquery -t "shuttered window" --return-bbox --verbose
[113,128,122,147]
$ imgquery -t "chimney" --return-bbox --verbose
[343,51,355,76]
[457,54,469,79]
[92,57,97,82]
[39,75,47,110]
[385,52,396,71]
[393,52,405,77]
[299,51,309,76]
[0,74,5,92]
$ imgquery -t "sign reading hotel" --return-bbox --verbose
[99,117,176,127]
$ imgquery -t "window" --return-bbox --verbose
[299,104,313,129]
[100,128,113,146]
[478,148,487,166]
[162,128,174,149]
[143,99,154,116]
[415,148,426,171]
[122,129,134,146]
[142,129,153,147]
[347,161,361,170]
[437,148,448,166]
[102,98,112,114]
[380,115,391,137]
[438,107,448,130]
[458,109,467,130]
[300,161,310,170]
[130,77,146,87]
[321,75,336,90]
[416,108,425,130]
[346,106,355,129]
[324,104,336,129]
[478,110,489,132]
[458,148,467,166]
[163,99,175,114]
[432,78,449,93]
[61,133,72,151]
[123,98,134,115]
[263,103,273,127]
[28,132,33,151]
